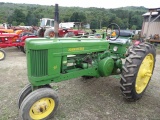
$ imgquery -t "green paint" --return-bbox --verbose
[25,35,131,87]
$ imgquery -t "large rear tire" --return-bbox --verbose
[120,42,156,101]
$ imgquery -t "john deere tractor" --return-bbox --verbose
[18,26,156,119]
[18,4,156,120]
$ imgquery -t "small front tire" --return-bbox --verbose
[18,84,52,109]
[18,84,32,109]
[20,88,59,120]
[0,49,6,61]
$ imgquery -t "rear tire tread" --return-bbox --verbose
[120,43,156,101]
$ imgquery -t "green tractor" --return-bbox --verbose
[18,26,156,120]
[18,4,156,120]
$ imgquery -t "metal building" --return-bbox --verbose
[141,8,160,39]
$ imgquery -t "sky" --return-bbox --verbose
[0,0,159,9]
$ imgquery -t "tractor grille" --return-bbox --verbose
[30,49,48,77]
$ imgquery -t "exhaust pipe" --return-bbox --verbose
[54,4,59,38]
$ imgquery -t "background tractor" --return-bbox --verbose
[37,18,86,37]
[37,18,56,37]
[18,4,156,120]
[0,30,37,60]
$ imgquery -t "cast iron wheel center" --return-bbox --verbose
[49,32,55,37]
[135,54,154,94]
[29,98,55,119]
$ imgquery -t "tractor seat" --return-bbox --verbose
[109,37,131,44]
[109,30,134,44]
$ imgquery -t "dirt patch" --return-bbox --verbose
[0,47,160,120]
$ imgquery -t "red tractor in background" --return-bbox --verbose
[0,23,34,61]
[0,31,37,61]
[0,15,86,61]
[0,23,28,34]
[0,31,20,61]
[37,18,85,37]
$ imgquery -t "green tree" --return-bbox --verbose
[70,12,86,23]
[130,15,142,29]
[12,21,17,26]
[26,10,38,26]
[131,25,137,30]
[90,19,98,29]
[0,3,147,30]
[20,22,25,26]
[9,9,26,25]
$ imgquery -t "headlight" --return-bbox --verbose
[113,46,118,51]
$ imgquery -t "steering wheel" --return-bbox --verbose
[106,23,120,41]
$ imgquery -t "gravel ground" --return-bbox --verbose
[0,47,160,120]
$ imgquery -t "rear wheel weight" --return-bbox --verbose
[120,43,156,101]
[20,88,59,120]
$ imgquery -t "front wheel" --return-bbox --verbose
[20,88,59,120]
[120,42,156,101]
[0,49,6,61]
[18,84,32,109]
[18,84,52,109]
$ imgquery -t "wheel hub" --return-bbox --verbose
[30,98,55,119]
[49,32,55,37]
[135,54,154,94]
[32,101,48,113]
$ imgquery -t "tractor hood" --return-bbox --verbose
[26,37,109,55]
[0,33,19,37]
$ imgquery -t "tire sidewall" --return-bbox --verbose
[18,84,32,108]
[20,88,59,120]
[130,44,156,99]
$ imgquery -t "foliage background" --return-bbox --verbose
[0,2,147,29]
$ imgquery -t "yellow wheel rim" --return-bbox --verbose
[0,51,4,60]
[135,53,154,94]
[29,98,55,120]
